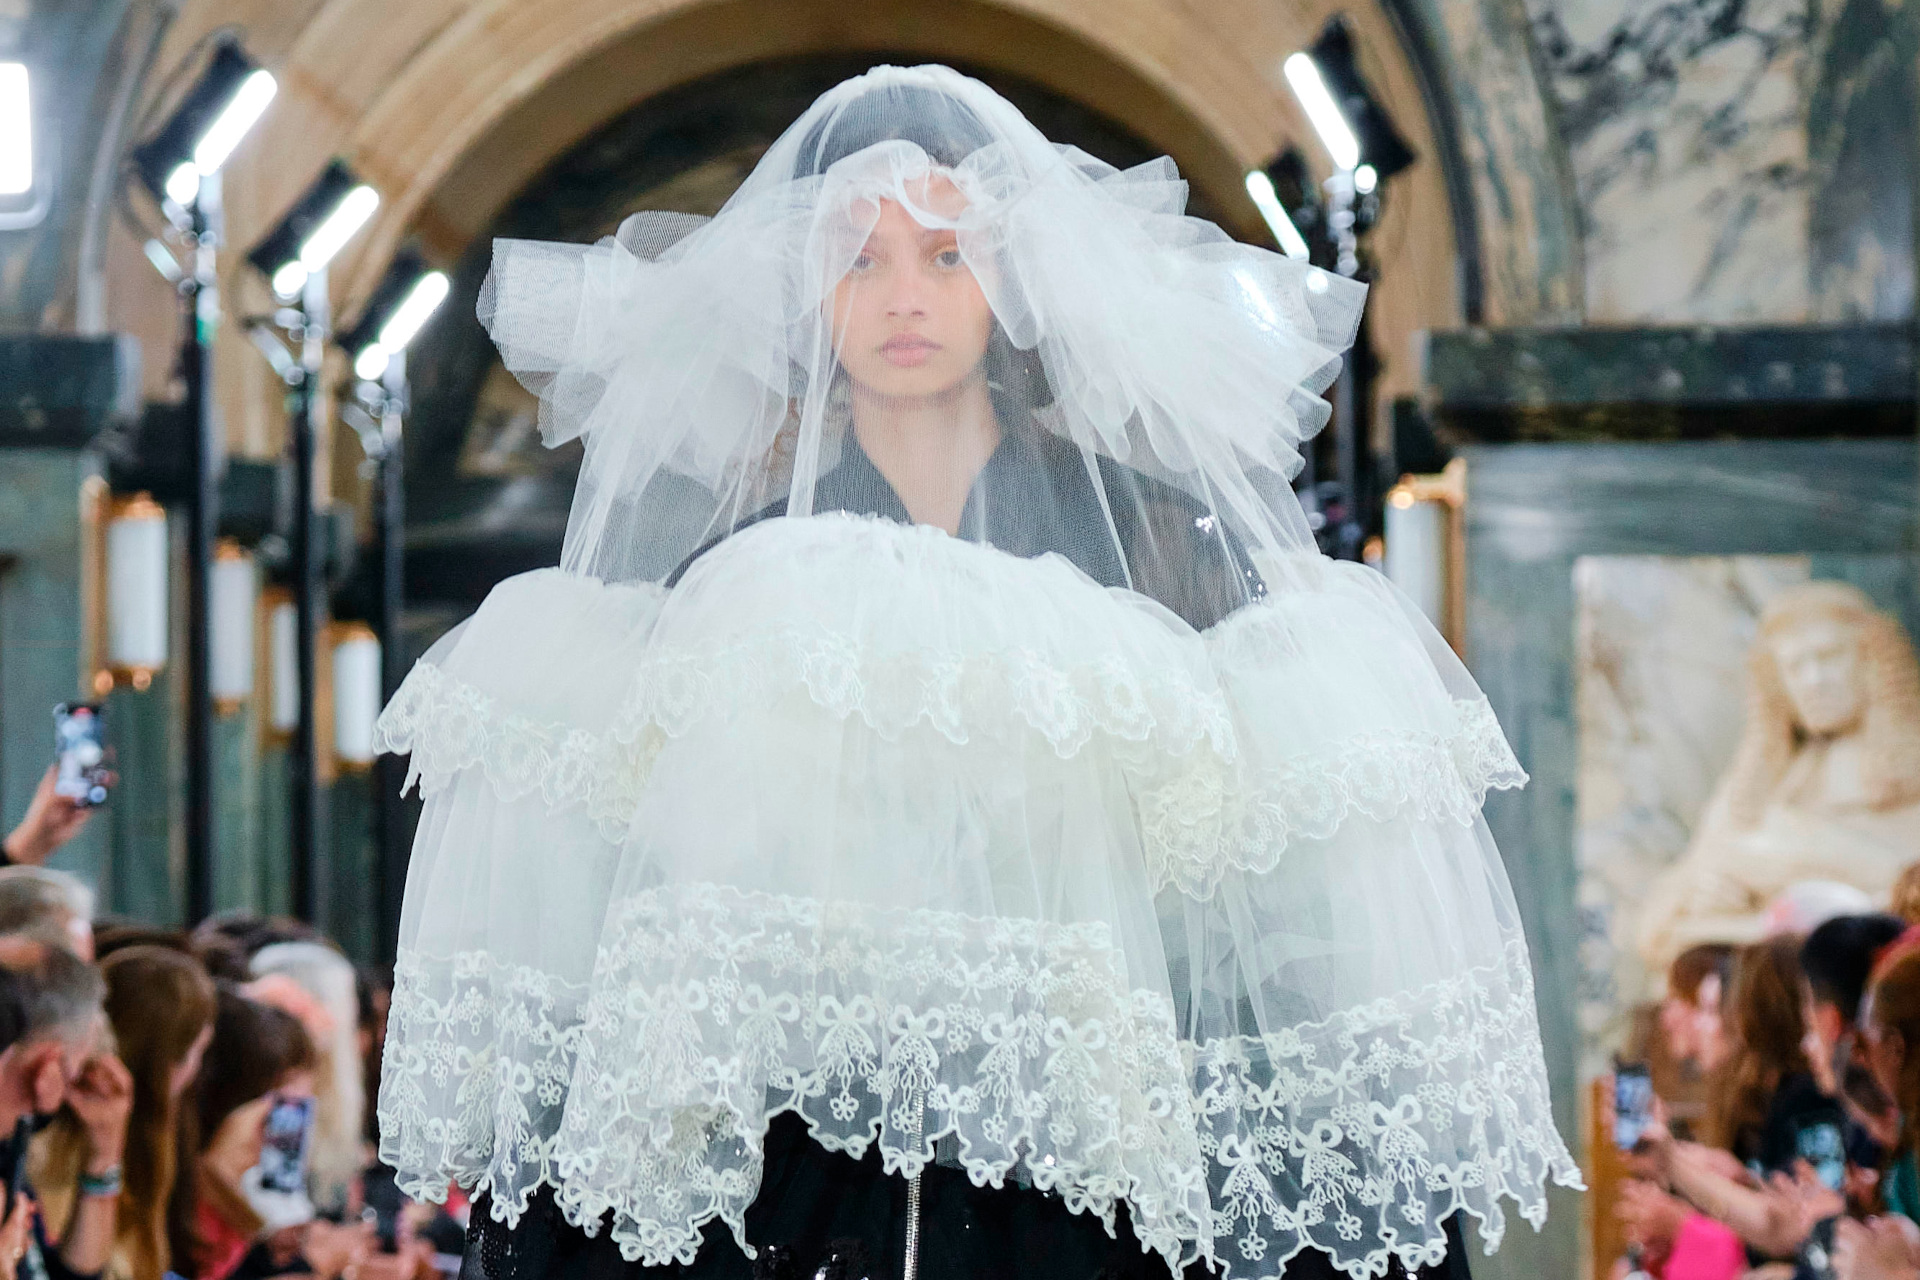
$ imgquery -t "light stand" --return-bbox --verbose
[339,251,448,959]
[246,159,380,922]
[343,361,408,958]
[289,268,329,922]
[129,39,276,922]
[179,173,219,924]
[1281,19,1414,561]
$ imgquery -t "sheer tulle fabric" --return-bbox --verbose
[376,63,1578,1280]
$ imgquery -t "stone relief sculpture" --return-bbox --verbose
[1637,582,1920,972]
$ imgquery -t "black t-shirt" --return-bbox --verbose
[1746,1071,1847,1181]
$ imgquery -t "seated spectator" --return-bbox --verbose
[186,987,376,1280]
[0,767,102,869]
[1836,945,1920,1278]
[34,947,217,1280]
[247,944,365,1217]
[1663,943,1735,1077]
[0,936,131,1280]
[0,868,94,961]
[0,967,37,1280]
[1892,862,1920,928]
[1803,914,1909,1159]
[1707,934,1845,1176]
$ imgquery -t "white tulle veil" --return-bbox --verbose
[374,63,1579,1279]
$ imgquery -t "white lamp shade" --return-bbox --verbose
[332,626,382,765]
[269,600,299,733]
[105,498,168,675]
[1383,496,1447,628]
[209,548,257,702]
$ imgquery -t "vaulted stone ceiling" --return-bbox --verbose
[95,0,1573,602]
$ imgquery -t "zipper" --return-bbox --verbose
[902,1091,925,1280]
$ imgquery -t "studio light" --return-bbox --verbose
[1289,21,1417,183]
[246,160,380,300]
[341,250,450,382]
[130,41,276,208]
[0,63,32,197]
[1243,170,1312,260]
[1282,53,1360,172]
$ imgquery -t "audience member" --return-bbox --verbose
[0,767,102,869]
[247,943,365,1216]
[0,868,95,961]
[34,947,217,1280]
[1803,914,1909,1158]
[188,988,306,1280]
[1706,934,1844,1174]
[0,936,131,1280]
[1836,945,1920,1278]
[1892,863,1920,928]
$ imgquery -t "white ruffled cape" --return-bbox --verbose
[375,514,1579,1278]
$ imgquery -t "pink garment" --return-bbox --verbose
[1657,1213,1747,1280]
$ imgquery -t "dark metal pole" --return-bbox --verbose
[289,267,329,922]
[181,175,220,925]
[374,354,408,962]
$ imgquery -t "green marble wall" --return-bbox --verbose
[1461,438,1918,1278]
[0,451,103,885]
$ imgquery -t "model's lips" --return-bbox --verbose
[879,334,939,367]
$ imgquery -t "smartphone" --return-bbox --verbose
[1613,1062,1654,1150]
[1797,1214,1840,1280]
[6,1116,30,1213]
[52,703,110,808]
[1794,1114,1848,1193]
[256,1094,314,1196]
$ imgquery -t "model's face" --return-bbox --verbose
[1770,617,1864,735]
[829,188,993,401]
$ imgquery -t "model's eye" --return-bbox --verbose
[849,252,877,272]
[933,248,964,269]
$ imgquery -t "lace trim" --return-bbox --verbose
[609,623,1235,762]
[373,663,659,841]
[1140,698,1528,899]
[379,656,1521,897]
[377,885,1578,1279]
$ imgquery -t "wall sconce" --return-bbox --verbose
[209,539,256,713]
[1383,458,1466,653]
[330,622,381,770]
[99,491,169,692]
[266,590,299,737]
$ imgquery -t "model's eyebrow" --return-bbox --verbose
[917,224,959,243]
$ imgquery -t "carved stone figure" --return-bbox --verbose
[1638,582,1920,973]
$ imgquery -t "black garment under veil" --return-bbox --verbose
[459,1115,1476,1280]
[376,62,1575,1280]
[668,417,1264,632]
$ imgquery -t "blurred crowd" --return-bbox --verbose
[1611,864,1920,1280]
[0,766,463,1280]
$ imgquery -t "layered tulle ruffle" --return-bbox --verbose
[375,515,1577,1278]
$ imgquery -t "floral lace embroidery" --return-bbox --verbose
[377,885,1578,1279]
[1139,698,1528,898]
[374,663,655,840]
[611,624,1234,762]
[380,659,1520,900]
